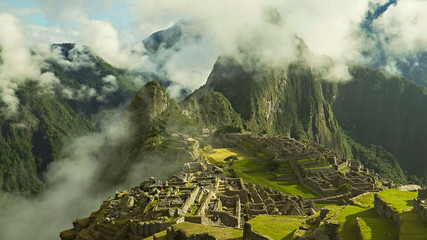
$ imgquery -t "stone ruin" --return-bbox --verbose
[60,133,393,240]
[61,160,318,240]
[305,165,380,197]
[414,188,427,223]
[229,134,382,198]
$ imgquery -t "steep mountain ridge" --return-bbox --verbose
[190,56,351,157]
[335,66,427,179]
[0,44,137,194]
[189,54,413,183]
[94,81,243,189]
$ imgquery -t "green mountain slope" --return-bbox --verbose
[335,66,427,181]
[191,55,351,157]
[94,81,246,189]
[182,91,243,130]
[190,55,411,184]
[0,44,137,195]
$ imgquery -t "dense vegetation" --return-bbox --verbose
[335,66,427,184]
[190,53,415,185]
[0,44,137,195]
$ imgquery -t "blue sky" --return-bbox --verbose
[1,0,47,26]
[1,0,132,30]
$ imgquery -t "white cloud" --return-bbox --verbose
[372,0,427,55]
[0,12,59,117]
[80,19,150,70]
[62,74,120,102]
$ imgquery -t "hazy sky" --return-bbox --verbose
[0,0,171,44]
[2,0,426,100]
[1,0,422,62]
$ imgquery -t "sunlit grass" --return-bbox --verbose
[204,147,317,198]
[352,192,375,208]
[248,215,308,240]
[357,217,398,240]
[332,206,388,240]
[377,189,417,212]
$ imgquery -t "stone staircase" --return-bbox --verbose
[218,180,225,195]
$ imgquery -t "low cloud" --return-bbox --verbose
[0,107,188,240]
[128,0,363,84]
[61,75,119,102]
[0,12,60,117]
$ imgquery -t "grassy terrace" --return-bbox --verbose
[202,147,317,198]
[357,217,398,240]
[331,206,398,240]
[247,215,308,240]
[350,189,427,240]
[377,189,417,212]
[400,211,427,240]
[352,192,376,208]
[375,189,427,239]
[172,222,243,240]
[306,165,332,170]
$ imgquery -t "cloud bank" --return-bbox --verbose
[0,12,59,117]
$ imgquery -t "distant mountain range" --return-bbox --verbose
[2,18,427,196]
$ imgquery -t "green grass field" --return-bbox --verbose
[330,206,398,240]
[247,215,308,240]
[172,222,243,240]
[204,148,248,163]
[400,211,427,240]
[377,189,417,212]
[306,165,332,170]
[357,217,398,240]
[202,147,317,198]
[352,192,375,208]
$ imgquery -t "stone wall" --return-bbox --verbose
[355,217,364,240]
[198,191,213,216]
[413,198,427,223]
[418,188,427,199]
[324,221,340,240]
[305,178,335,197]
[220,195,239,208]
[374,194,401,229]
[184,216,207,224]
[242,222,272,240]
[211,210,239,228]
[179,186,200,215]
[336,161,348,171]
[95,224,128,240]
[166,224,217,240]
[236,197,241,228]
[128,217,185,239]
[225,188,248,204]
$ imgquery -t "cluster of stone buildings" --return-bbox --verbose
[61,158,318,240]
[229,134,382,198]
[60,133,401,240]
[305,163,380,197]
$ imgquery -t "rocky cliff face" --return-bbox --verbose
[190,54,423,182]
[190,56,350,157]
[127,81,170,141]
[182,91,243,129]
[94,81,205,189]
[335,66,427,177]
